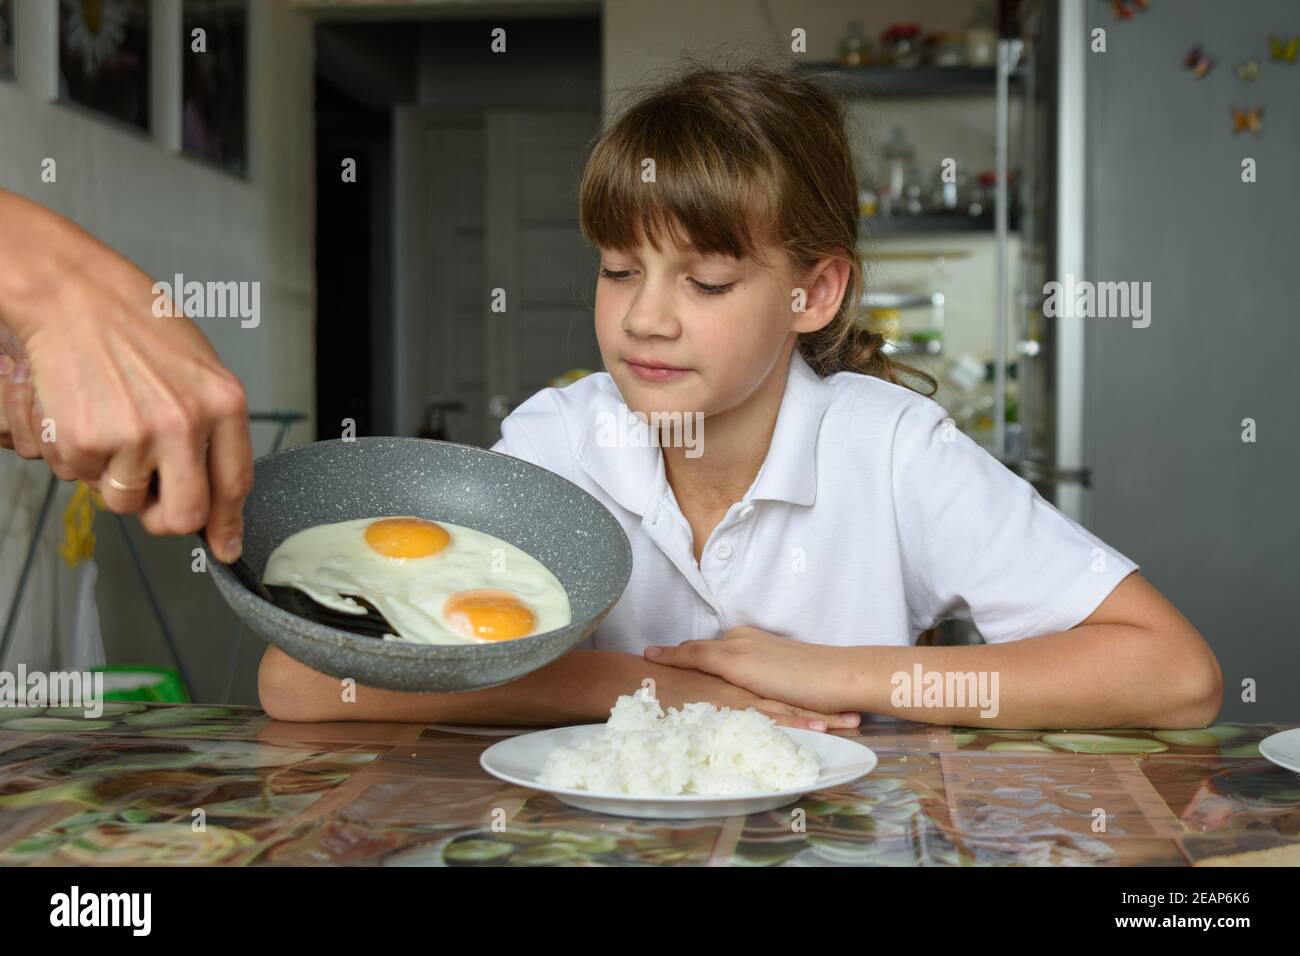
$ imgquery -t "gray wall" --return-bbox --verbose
[1083,0,1298,721]
[0,0,316,705]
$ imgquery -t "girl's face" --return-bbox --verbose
[594,238,841,420]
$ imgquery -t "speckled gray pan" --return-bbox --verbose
[206,437,631,693]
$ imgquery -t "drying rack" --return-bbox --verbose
[0,411,306,702]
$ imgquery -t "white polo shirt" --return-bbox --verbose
[491,349,1138,654]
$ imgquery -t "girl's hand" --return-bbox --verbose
[646,626,860,724]
[641,660,857,732]
[0,191,253,562]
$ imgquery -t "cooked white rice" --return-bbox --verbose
[538,687,820,795]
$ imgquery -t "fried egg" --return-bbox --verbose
[262,516,571,645]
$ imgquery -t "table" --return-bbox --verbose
[0,704,1296,866]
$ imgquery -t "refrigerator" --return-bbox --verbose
[1015,0,1299,721]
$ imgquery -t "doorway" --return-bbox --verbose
[313,13,601,445]
[394,16,603,446]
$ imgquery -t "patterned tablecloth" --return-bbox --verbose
[0,704,1296,866]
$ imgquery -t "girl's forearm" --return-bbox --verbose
[258,645,646,725]
[837,624,1222,729]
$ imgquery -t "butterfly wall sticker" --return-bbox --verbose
[1234,58,1260,84]
[1111,0,1150,22]
[1268,35,1298,63]
[1183,46,1215,79]
[1231,106,1263,137]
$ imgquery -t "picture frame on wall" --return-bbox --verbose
[57,0,151,131]
[0,0,16,82]
[182,0,248,177]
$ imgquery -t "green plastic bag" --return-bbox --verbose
[89,665,189,703]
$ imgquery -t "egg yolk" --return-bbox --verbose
[364,517,450,559]
[443,589,537,642]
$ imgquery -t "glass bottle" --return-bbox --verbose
[839,20,870,67]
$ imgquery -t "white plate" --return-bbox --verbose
[425,723,532,737]
[1259,727,1300,774]
[479,724,877,819]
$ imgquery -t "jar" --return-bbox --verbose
[839,20,872,67]
[858,186,879,219]
[966,27,997,67]
[929,163,967,211]
[966,178,987,218]
[973,170,1017,219]
[868,308,904,343]
[927,32,968,67]
[881,23,923,68]
[901,172,924,215]
[880,125,914,217]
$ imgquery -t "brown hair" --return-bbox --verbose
[579,60,936,396]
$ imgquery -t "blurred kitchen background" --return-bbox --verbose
[0,0,1295,719]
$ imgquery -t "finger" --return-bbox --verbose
[139,434,210,535]
[98,446,154,515]
[55,431,110,480]
[757,709,829,732]
[765,702,858,729]
[29,396,76,481]
[802,709,860,730]
[759,700,854,730]
[4,361,39,458]
[644,641,713,671]
[204,404,253,562]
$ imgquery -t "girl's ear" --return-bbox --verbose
[791,257,851,334]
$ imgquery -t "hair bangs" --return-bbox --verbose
[579,94,779,262]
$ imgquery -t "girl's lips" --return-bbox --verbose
[625,359,691,383]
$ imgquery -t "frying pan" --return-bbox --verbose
[205,437,632,693]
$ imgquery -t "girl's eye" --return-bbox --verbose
[599,267,633,281]
[689,278,736,296]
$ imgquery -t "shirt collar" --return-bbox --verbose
[573,348,834,515]
[747,347,833,507]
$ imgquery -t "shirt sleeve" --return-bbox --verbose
[491,391,594,651]
[489,421,543,465]
[489,389,574,483]
[891,398,1139,644]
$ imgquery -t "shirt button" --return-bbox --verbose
[715,543,732,560]
[739,505,755,519]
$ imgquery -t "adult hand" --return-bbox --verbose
[0,190,252,562]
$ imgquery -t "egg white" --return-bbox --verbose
[262,517,571,645]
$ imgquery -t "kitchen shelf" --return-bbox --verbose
[882,337,943,357]
[798,63,1023,99]
[860,210,1020,237]
[864,290,944,310]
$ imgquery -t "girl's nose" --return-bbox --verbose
[621,284,680,339]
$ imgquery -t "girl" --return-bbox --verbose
[259,64,1221,731]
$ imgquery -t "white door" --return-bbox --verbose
[484,109,602,444]
[396,107,600,447]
